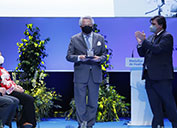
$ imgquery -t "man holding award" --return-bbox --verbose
[66,16,107,128]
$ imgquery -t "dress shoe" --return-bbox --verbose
[22,124,33,128]
[80,121,87,128]
[65,125,75,128]
[0,124,4,128]
[157,125,164,128]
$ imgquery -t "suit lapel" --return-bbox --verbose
[154,31,165,44]
[79,33,87,49]
[92,33,97,49]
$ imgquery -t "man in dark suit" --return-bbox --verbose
[66,16,107,128]
[135,15,177,128]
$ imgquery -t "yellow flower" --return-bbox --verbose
[36,88,42,95]
[34,43,38,47]
[27,24,33,29]
[29,36,33,40]
[97,112,102,121]
[26,31,29,35]
[99,103,103,109]
[106,54,110,61]
[101,65,106,71]
[21,39,28,42]
[40,40,45,44]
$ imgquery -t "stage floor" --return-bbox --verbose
[6,118,172,128]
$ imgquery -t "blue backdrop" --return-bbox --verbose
[0,17,177,71]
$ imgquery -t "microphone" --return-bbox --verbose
[131,49,134,58]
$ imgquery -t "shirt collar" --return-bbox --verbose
[156,29,164,36]
[83,32,93,38]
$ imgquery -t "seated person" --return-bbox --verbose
[0,87,19,128]
[0,52,36,128]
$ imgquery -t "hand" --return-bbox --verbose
[79,55,86,60]
[14,87,24,93]
[14,85,24,93]
[17,85,23,89]
[0,87,6,96]
[93,56,101,61]
[17,85,24,92]
[135,31,146,44]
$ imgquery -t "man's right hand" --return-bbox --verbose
[0,87,6,96]
[79,55,86,60]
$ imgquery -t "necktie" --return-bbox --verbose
[85,36,91,49]
[152,35,157,43]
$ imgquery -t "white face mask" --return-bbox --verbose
[0,56,4,65]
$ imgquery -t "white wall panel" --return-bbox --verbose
[0,0,114,17]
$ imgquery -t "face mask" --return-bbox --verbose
[0,56,4,65]
[149,25,157,33]
[81,26,93,34]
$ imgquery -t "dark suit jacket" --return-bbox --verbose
[137,31,174,80]
[66,32,107,83]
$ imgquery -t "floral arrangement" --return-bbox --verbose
[13,24,61,120]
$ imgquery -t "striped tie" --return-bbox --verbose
[85,36,91,49]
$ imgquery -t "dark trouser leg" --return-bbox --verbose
[4,95,19,126]
[0,96,15,125]
[74,72,99,128]
[86,73,99,127]
[10,91,36,127]
[146,79,177,128]
[74,82,87,126]
[153,80,177,128]
[145,79,164,128]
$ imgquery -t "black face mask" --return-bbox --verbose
[81,26,93,34]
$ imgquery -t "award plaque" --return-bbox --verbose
[86,49,94,58]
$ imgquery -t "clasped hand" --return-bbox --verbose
[135,31,146,44]
[14,85,24,93]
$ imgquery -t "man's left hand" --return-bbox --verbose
[135,31,146,44]
[93,56,101,61]
[17,85,24,93]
